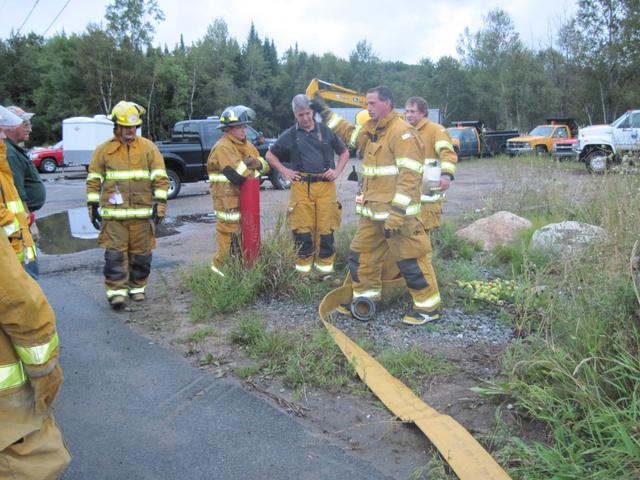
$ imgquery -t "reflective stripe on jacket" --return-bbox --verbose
[0,229,59,394]
[86,136,169,219]
[325,111,423,219]
[207,134,260,223]
[415,118,458,208]
[0,142,35,263]
[415,118,458,179]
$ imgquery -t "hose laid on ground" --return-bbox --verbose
[318,277,512,480]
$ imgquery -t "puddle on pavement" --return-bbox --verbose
[37,208,183,255]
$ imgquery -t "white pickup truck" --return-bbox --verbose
[577,109,640,172]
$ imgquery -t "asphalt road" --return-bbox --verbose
[44,273,388,480]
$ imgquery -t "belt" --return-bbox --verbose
[298,174,330,183]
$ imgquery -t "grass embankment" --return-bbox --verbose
[443,156,640,478]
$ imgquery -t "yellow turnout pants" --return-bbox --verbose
[98,218,156,299]
[288,179,341,274]
[349,216,440,313]
[0,387,71,479]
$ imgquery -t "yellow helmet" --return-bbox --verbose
[110,101,146,126]
[355,109,370,126]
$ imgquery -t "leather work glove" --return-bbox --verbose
[384,209,405,238]
[310,97,330,116]
[243,156,261,170]
[88,203,102,230]
[153,203,166,225]
[28,363,64,415]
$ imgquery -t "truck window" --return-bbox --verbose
[615,114,630,129]
[529,126,554,136]
[630,112,640,128]
[553,128,567,138]
[246,128,257,143]
[461,128,475,143]
[203,123,222,150]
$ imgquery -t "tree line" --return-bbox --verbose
[1,0,638,145]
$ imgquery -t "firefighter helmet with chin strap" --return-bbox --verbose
[110,101,146,126]
[217,105,255,129]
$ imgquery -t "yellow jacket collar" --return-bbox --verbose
[106,136,139,155]
[415,117,431,131]
[224,133,249,146]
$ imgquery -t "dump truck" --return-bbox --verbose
[446,121,519,158]
[506,117,579,156]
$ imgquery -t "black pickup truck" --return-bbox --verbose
[156,118,290,199]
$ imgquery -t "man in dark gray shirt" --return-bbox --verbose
[267,94,349,276]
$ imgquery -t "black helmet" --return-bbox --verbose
[217,105,255,129]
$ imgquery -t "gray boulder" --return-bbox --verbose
[530,221,608,257]
[456,211,533,251]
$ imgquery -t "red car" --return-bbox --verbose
[29,140,64,173]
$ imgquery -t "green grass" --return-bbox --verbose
[377,347,455,394]
[431,221,482,260]
[229,315,354,391]
[185,214,356,320]
[472,162,640,478]
[229,314,457,400]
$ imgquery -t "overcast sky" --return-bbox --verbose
[3,0,578,64]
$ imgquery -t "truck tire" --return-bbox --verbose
[167,169,182,199]
[585,149,609,174]
[535,145,548,156]
[269,170,291,190]
[40,157,57,173]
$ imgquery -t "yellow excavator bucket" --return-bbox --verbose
[305,78,367,107]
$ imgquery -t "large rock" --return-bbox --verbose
[530,221,608,257]
[456,211,533,251]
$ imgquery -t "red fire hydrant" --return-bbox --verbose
[239,176,260,267]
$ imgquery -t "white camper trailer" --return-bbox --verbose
[62,115,114,166]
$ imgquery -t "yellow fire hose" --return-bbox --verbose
[318,277,512,480]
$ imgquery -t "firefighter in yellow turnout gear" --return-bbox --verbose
[0,106,37,268]
[313,86,441,325]
[207,106,269,276]
[404,96,458,230]
[267,94,349,275]
[86,101,169,309]
[0,107,70,477]
[0,227,71,479]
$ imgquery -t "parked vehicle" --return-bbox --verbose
[506,118,578,156]
[552,138,579,159]
[577,109,640,173]
[446,121,519,158]
[29,140,64,173]
[157,117,288,199]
